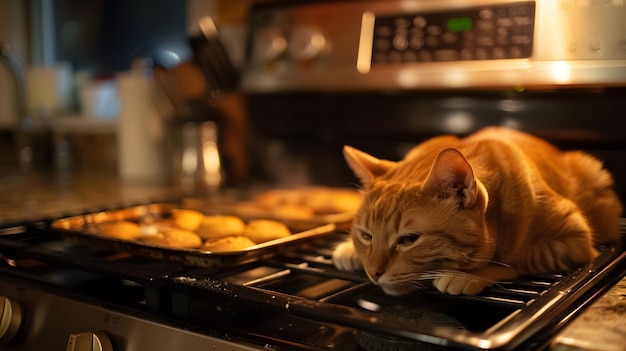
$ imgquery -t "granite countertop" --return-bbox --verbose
[0,171,625,350]
[0,172,180,226]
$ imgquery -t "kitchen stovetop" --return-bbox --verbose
[1,170,624,350]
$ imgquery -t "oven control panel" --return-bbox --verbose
[243,0,626,91]
[368,2,535,66]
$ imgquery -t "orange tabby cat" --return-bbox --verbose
[333,127,622,296]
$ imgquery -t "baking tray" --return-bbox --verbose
[49,202,338,268]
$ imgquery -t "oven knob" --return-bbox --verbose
[66,331,113,351]
[289,26,328,61]
[0,296,22,342]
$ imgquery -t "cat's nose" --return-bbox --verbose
[367,269,385,281]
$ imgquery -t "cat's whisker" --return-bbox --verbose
[431,269,500,285]
[463,255,511,268]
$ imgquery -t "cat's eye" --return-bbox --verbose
[359,230,373,241]
[397,233,421,246]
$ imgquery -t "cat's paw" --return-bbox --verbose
[432,275,491,296]
[332,240,363,271]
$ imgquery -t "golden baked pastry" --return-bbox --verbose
[310,189,363,214]
[141,228,202,249]
[95,221,142,240]
[270,205,314,220]
[252,187,362,216]
[196,215,246,240]
[171,208,205,231]
[243,219,291,244]
[201,236,255,252]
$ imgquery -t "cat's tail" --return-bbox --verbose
[562,151,623,243]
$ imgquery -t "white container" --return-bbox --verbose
[116,68,167,184]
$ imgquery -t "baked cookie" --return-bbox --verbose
[96,221,142,240]
[201,236,255,252]
[141,228,202,249]
[196,215,246,240]
[171,208,205,231]
[243,219,291,244]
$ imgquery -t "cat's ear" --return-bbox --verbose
[423,148,478,208]
[343,145,395,188]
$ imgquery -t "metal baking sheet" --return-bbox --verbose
[49,203,338,268]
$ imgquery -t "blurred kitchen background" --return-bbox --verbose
[0,0,250,187]
[2,0,626,200]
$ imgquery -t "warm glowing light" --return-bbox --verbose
[357,12,375,74]
[498,99,523,112]
[443,111,474,133]
[442,69,469,87]
[550,61,570,83]
[182,146,197,175]
[203,141,221,187]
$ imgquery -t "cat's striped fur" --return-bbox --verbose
[333,127,622,296]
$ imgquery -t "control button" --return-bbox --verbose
[477,20,495,32]
[395,26,409,36]
[394,18,410,27]
[511,35,531,45]
[409,27,425,37]
[496,17,513,27]
[67,332,113,351]
[513,16,532,26]
[479,8,494,19]
[392,36,409,50]
[426,25,442,36]
[413,16,427,29]
[409,37,425,50]
[589,38,601,54]
[0,296,21,343]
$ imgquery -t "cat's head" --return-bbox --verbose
[344,145,494,296]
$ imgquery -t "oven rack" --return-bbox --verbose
[170,230,626,351]
[0,222,625,351]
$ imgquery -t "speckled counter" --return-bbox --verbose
[0,171,625,350]
[552,277,626,351]
[0,171,180,226]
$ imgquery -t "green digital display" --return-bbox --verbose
[447,17,473,33]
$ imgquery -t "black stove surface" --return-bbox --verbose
[0,222,625,351]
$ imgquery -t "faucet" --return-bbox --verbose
[0,42,33,171]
